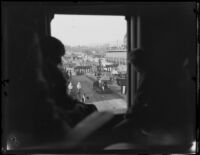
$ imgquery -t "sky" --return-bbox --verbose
[51,15,127,46]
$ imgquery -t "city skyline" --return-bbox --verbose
[51,15,127,46]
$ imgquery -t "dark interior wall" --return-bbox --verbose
[139,3,196,79]
[2,2,46,133]
[2,2,197,134]
[44,2,137,15]
[2,2,52,87]
[4,3,41,77]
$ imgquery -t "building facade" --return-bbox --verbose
[105,50,127,65]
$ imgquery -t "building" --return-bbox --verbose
[122,33,127,50]
[105,50,127,65]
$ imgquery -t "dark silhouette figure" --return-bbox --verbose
[111,48,195,146]
[40,36,97,127]
[8,27,67,148]
[69,71,72,79]
[82,93,86,103]
[65,70,70,82]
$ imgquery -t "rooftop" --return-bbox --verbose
[107,50,126,53]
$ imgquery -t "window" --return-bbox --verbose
[51,15,128,114]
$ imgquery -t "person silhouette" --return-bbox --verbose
[82,93,86,103]
[65,70,70,82]
[111,48,195,146]
[8,27,68,148]
[40,36,97,127]
[69,70,72,79]
[77,82,81,93]
[68,81,73,95]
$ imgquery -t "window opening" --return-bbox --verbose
[51,14,128,114]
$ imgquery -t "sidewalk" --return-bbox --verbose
[92,98,128,114]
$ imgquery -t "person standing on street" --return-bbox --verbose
[77,82,81,93]
[68,81,73,95]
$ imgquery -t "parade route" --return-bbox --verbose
[69,74,127,114]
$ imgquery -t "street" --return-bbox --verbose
[69,74,128,114]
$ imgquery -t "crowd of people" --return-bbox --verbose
[67,81,87,103]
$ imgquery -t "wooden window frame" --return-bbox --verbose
[45,6,141,112]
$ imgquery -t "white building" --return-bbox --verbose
[105,50,127,65]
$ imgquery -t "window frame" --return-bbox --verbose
[45,6,141,113]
